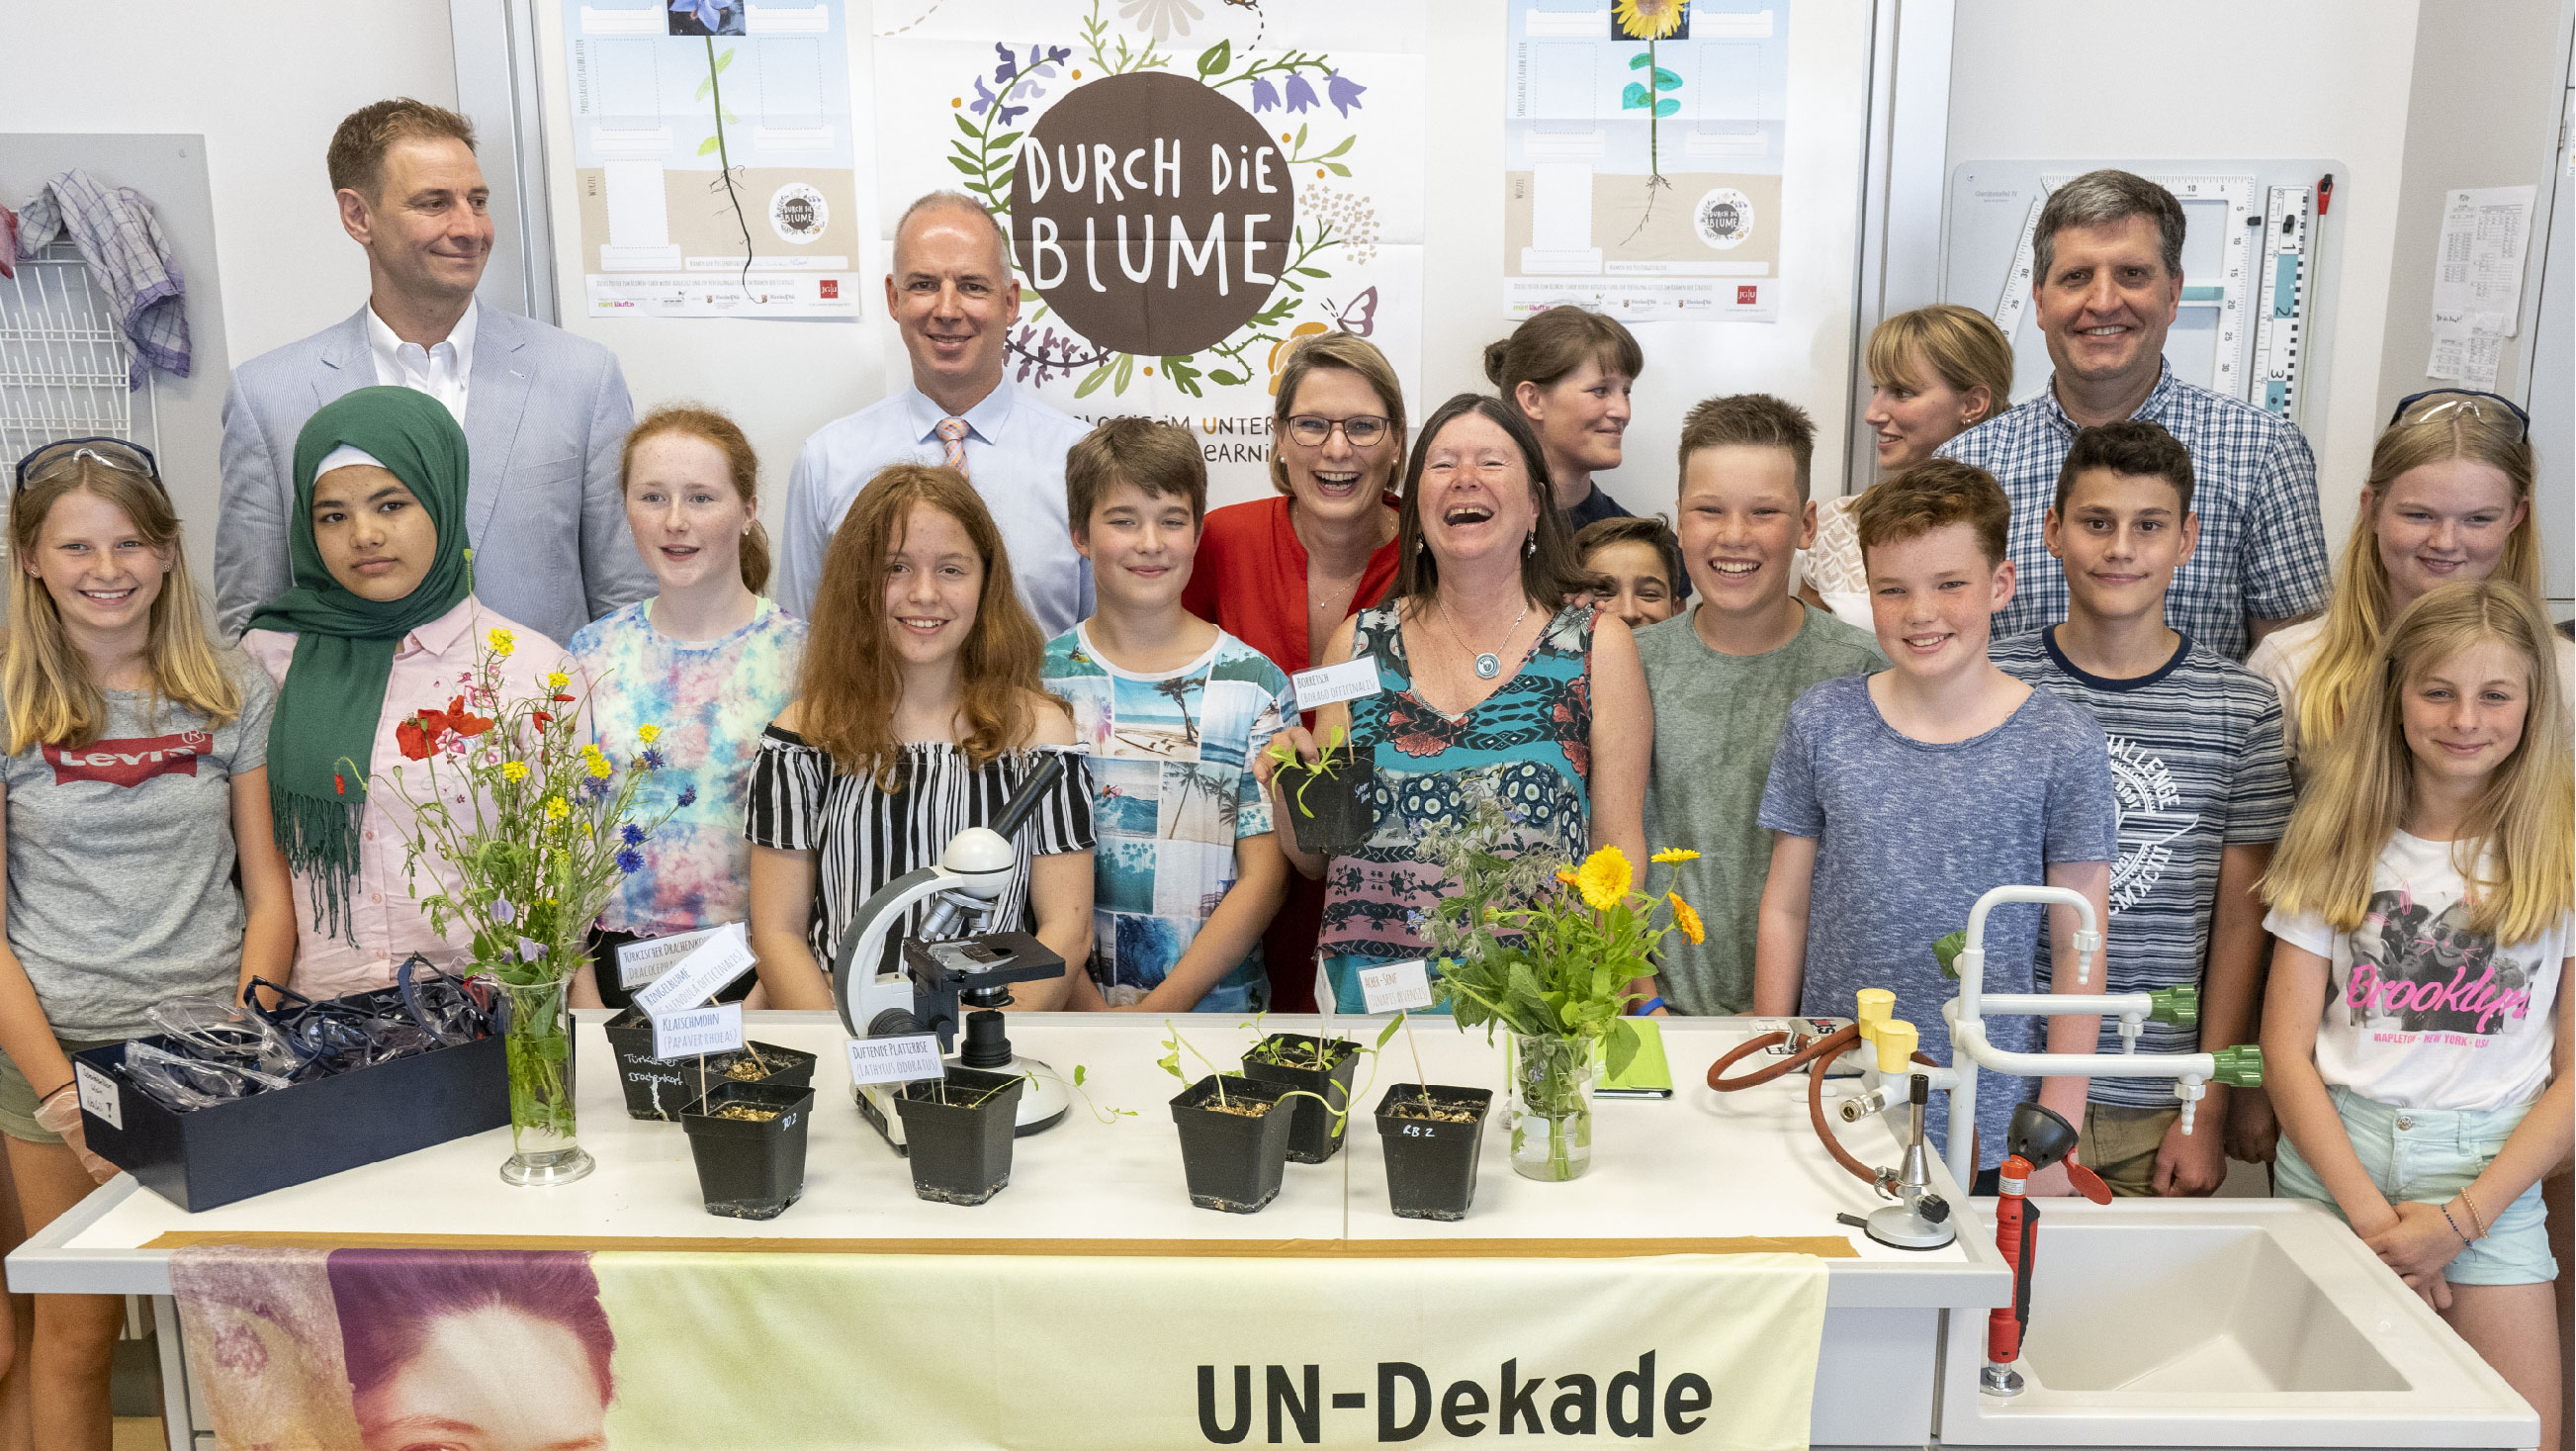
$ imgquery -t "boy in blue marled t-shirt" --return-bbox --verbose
[1993,421,2291,1196]
[1753,460,2117,1190]
[1043,418,1291,1013]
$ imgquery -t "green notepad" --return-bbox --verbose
[1596,1019,1675,1097]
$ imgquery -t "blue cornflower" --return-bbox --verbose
[677,786,699,808]
[620,823,647,846]
[615,848,646,874]
[639,748,666,771]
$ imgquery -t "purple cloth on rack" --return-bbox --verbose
[14,169,191,389]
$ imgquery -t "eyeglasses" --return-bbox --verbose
[1285,414,1391,448]
[11,435,164,495]
[2389,389,2529,440]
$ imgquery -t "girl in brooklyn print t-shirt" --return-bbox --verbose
[2259,583,2570,1451]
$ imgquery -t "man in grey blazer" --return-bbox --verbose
[217,98,650,644]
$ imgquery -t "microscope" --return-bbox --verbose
[831,753,1076,1151]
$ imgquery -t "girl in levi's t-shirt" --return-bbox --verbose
[2261,581,2572,1450]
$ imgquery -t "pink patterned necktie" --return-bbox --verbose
[935,416,969,479]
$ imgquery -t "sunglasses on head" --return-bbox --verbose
[2388,389,2530,440]
[11,435,165,496]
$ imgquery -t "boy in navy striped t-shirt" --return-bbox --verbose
[1993,420,2293,1197]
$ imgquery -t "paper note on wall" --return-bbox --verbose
[2432,186,2535,333]
[2427,309,2510,390]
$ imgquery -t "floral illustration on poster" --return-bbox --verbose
[875,0,1424,499]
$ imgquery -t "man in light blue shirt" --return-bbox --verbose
[776,192,1092,634]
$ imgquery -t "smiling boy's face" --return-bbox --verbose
[1864,520,2012,679]
[1674,443,1815,618]
[1074,476,1199,609]
[2043,467,2196,625]
[1584,538,1680,631]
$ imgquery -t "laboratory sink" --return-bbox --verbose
[1938,1200,2540,1449]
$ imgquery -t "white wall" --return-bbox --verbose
[1944,0,2424,559]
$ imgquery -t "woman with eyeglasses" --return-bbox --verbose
[1181,331,1409,1012]
[0,438,294,1448]
[2249,390,2567,776]
[240,387,576,1002]
[1256,394,1652,1015]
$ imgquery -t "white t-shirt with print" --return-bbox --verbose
[2266,830,2571,1112]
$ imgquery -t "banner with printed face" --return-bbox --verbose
[173,1245,1825,1449]
[871,0,1425,504]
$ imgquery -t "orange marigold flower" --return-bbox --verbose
[1668,893,1706,946]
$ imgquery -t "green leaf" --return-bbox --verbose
[1196,41,1231,77]
[1324,162,1351,176]
[694,77,714,102]
[955,114,984,139]
[1622,82,1650,109]
[1376,1017,1404,1048]
[1319,135,1355,159]
[1605,1019,1641,1078]
[1112,352,1136,393]
[713,47,735,73]
[1208,368,1247,386]
[1630,51,1653,69]
[1293,266,1327,278]
[947,155,981,175]
[1653,98,1680,118]
[1293,124,1309,150]
[1073,362,1116,399]
[1652,66,1682,89]
[1933,929,1968,980]
[720,107,742,125]
[697,136,723,155]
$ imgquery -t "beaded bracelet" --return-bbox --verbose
[2457,1185,2489,1239]
[2440,1202,2475,1248]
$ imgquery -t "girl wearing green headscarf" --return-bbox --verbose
[243,386,581,999]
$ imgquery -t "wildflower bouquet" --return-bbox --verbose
[372,626,684,1181]
[1415,793,1704,1180]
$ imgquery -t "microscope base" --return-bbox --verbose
[1863,1202,1959,1251]
[854,1051,1071,1155]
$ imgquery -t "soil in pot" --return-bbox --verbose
[1241,1033,1362,1163]
[605,1009,816,1121]
[679,1081,816,1220]
[1375,1084,1494,1222]
[1278,757,1374,857]
[893,1066,1025,1206]
[1168,1074,1295,1214]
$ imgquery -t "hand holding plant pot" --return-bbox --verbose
[1256,723,1374,861]
[1416,802,1705,1182]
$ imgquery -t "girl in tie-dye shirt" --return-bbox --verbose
[570,407,805,1007]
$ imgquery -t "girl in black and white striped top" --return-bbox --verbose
[745,465,1095,1011]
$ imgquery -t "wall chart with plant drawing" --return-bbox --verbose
[874,0,1424,500]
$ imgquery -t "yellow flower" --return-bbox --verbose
[501,761,529,783]
[1574,847,1632,911]
[1554,867,1580,887]
[1668,893,1706,946]
[1650,848,1700,864]
[589,756,612,779]
[546,671,570,690]
[486,628,516,658]
[1612,0,1686,41]
[544,795,568,820]
[637,723,661,745]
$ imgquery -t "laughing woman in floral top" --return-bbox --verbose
[1256,394,1652,1014]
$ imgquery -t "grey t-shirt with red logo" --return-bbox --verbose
[2,652,275,1038]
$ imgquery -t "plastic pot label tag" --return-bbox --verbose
[632,922,755,1016]
[74,1060,122,1131]
[1359,957,1434,1014]
[651,1002,745,1060]
[618,925,729,989]
[1290,658,1381,710]
[845,1034,943,1085]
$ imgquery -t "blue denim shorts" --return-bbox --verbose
[2275,1084,2556,1286]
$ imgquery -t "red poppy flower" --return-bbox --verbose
[397,718,435,761]
[442,694,495,738]
[532,710,553,732]
[551,693,577,704]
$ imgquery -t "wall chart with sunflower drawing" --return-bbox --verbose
[873,0,1424,496]
[558,0,861,318]
[1504,0,1790,321]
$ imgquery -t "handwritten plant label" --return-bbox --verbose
[651,1002,746,1061]
[1359,957,1434,1014]
[1291,659,1382,711]
[631,923,755,1017]
[74,1061,122,1132]
[844,1034,944,1086]
[618,925,729,990]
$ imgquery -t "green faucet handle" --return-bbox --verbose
[2149,986,2198,1029]
[2210,1044,2264,1088]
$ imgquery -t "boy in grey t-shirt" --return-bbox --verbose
[1636,395,1884,1015]
[1754,462,2115,1185]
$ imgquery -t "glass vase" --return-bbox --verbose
[1506,1032,1594,1182]
[497,973,594,1187]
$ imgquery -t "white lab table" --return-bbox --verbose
[13,1013,2006,1450]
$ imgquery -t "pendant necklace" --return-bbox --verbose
[1443,597,1531,680]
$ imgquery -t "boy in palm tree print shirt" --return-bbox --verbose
[1043,419,1294,1012]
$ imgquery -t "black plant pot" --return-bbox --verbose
[892,1067,1025,1206]
[1280,759,1374,857]
[1168,1074,1295,1214]
[1241,1034,1361,1163]
[1375,1084,1494,1222]
[679,1081,816,1220]
[604,1009,816,1121]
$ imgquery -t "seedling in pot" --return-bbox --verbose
[1262,726,1374,856]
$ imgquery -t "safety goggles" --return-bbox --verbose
[2388,389,2530,440]
[10,435,164,495]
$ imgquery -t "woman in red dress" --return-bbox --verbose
[1183,332,1408,1011]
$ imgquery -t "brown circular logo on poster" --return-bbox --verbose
[1012,71,1294,357]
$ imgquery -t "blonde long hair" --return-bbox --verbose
[2264,581,2573,946]
[797,464,1045,787]
[2291,407,2539,762]
[6,461,240,753]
